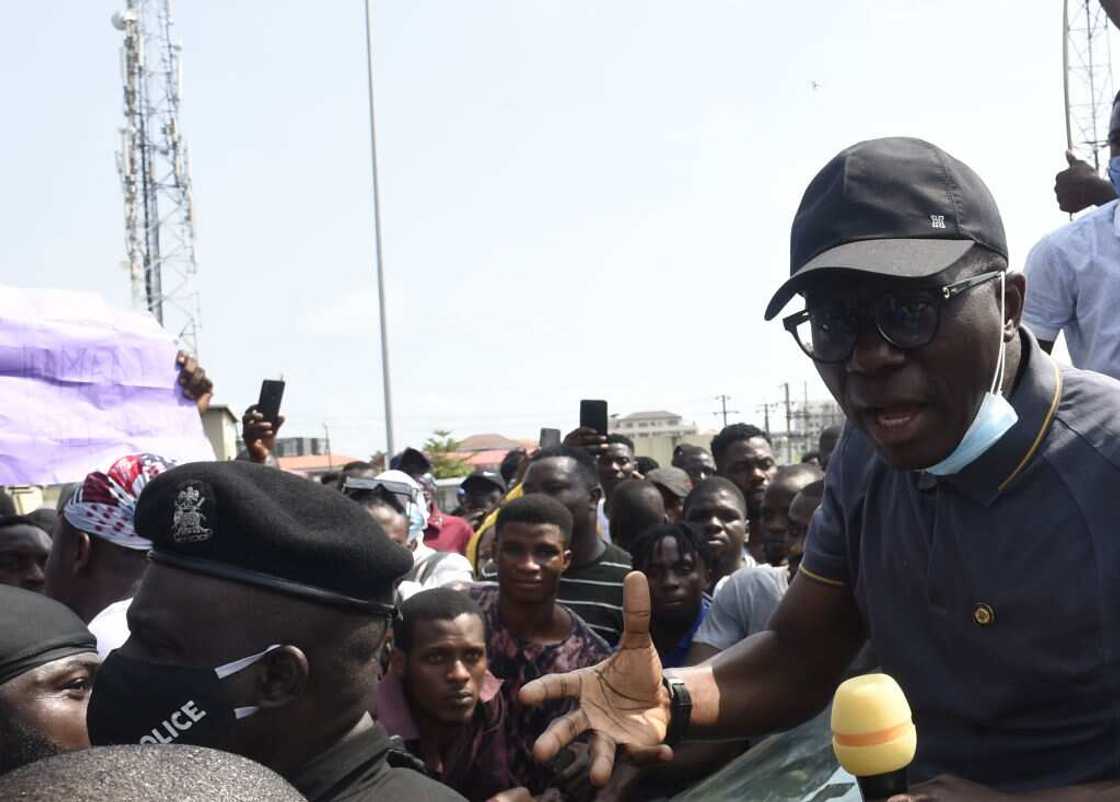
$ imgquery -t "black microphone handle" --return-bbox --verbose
[856,768,908,800]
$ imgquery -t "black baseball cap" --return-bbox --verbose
[764,137,1008,320]
[461,470,506,495]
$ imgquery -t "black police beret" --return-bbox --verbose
[135,461,413,615]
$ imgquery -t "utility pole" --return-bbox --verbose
[363,0,396,457]
[323,423,333,469]
[756,401,773,437]
[712,395,739,428]
[781,382,793,463]
[803,381,811,457]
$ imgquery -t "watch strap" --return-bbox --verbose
[661,675,692,747]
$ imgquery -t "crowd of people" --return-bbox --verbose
[7,85,1120,802]
[0,401,823,801]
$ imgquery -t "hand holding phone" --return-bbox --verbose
[242,379,286,464]
[563,400,609,455]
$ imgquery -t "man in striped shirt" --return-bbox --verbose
[482,446,630,646]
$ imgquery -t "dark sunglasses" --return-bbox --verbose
[782,269,1003,364]
[341,477,417,513]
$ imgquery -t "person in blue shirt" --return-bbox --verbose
[630,523,712,669]
[519,138,1120,801]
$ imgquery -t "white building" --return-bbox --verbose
[610,410,698,439]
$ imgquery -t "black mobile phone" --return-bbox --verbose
[257,379,285,425]
[539,427,562,449]
[579,399,608,435]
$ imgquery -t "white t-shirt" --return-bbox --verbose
[695,564,789,651]
[1024,200,1120,379]
[396,542,475,601]
[89,597,133,659]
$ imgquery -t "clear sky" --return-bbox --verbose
[1,1,1098,459]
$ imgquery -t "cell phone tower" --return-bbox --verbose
[1064,0,1116,172]
[112,0,201,354]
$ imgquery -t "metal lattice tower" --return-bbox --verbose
[113,0,200,354]
[1064,0,1116,172]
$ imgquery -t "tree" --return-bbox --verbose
[423,430,471,479]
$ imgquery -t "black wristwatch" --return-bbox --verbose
[661,675,692,747]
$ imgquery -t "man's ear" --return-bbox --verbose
[254,646,310,710]
[72,530,93,576]
[1004,272,1027,337]
[589,485,603,511]
[560,548,573,574]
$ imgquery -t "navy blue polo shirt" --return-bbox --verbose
[801,329,1120,792]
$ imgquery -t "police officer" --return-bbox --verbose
[86,461,466,801]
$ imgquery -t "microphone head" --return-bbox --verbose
[831,673,917,778]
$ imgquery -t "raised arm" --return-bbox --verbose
[519,569,863,785]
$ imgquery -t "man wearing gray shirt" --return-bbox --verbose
[686,564,787,663]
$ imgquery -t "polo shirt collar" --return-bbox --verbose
[935,328,1062,506]
[376,669,504,742]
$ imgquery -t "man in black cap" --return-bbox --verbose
[85,461,465,801]
[456,471,506,530]
[645,467,692,524]
[671,444,717,487]
[518,138,1120,799]
[0,585,98,775]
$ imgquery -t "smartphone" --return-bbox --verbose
[579,399,608,435]
[539,427,562,449]
[257,379,285,425]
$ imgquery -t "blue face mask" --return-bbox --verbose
[925,273,1019,476]
[1108,155,1120,196]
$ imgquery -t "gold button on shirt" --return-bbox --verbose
[973,603,995,627]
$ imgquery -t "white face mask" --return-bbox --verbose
[924,272,1019,476]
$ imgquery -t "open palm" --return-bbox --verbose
[520,572,673,786]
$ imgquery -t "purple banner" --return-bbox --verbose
[0,287,216,485]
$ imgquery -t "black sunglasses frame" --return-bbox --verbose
[781,269,1004,364]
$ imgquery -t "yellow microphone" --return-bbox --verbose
[831,673,917,800]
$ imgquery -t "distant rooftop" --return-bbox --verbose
[457,433,532,452]
[277,453,365,475]
[619,410,681,421]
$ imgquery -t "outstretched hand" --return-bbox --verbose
[519,572,673,787]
